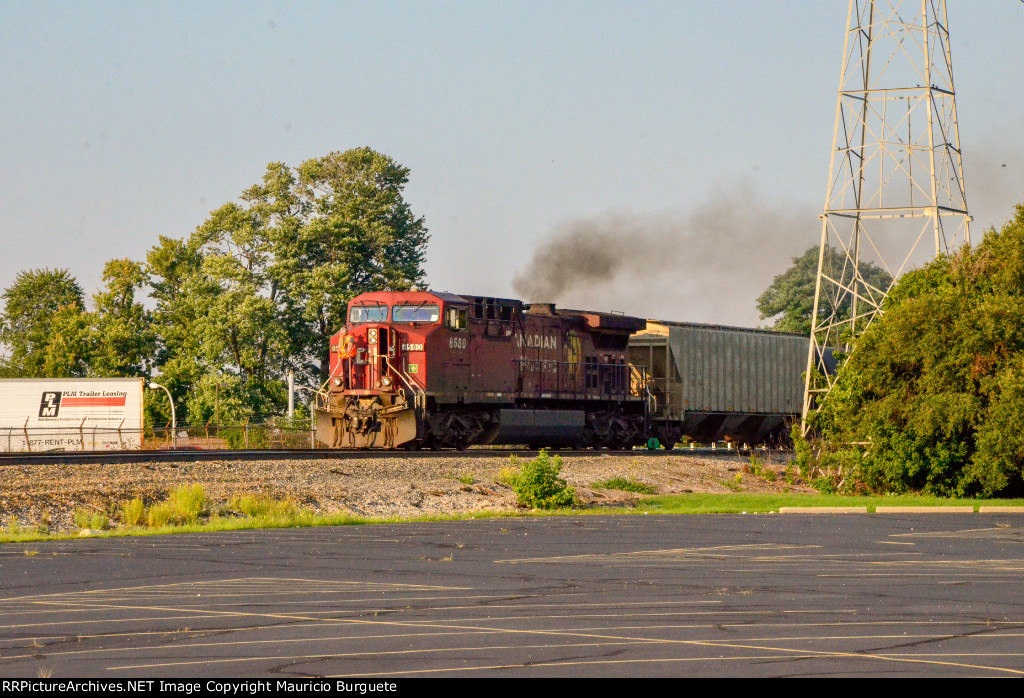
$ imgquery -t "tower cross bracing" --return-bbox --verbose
[802,0,971,424]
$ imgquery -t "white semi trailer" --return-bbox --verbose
[0,378,145,452]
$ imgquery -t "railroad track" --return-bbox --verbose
[0,446,762,466]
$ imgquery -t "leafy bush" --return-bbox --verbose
[808,203,1024,497]
[791,424,814,477]
[811,476,837,495]
[506,450,576,509]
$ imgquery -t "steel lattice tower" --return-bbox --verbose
[802,0,971,424]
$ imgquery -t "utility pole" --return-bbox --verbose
[288,370,295,419]
[803,0,971,428]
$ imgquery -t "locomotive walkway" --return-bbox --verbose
[2,513,1024,677]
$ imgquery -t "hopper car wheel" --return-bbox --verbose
[656,426,682,450]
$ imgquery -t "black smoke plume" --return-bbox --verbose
[511,181,818,326]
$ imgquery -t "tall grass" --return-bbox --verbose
[591,477,656,494]
[228,494,301,519]
[146,484,207,527]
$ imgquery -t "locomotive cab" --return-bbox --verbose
[317,291,469,448]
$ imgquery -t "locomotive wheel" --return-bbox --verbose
[607,424,625,450]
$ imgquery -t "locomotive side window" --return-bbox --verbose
[349,304,388,323]
[445,307,468,331]
[471,297,519,323]
[393,304,440,323]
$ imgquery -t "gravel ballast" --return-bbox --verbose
[0,451,811,534]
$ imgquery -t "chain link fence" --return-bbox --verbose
[2,421,320,453]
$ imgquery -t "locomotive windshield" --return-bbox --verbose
[348,304,388,324]
[392,304,440,323]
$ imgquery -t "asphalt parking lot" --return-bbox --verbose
[2,513,1024,677]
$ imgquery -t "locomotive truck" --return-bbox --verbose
[314,290,808,450]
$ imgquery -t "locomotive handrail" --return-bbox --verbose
[630,365,657,414]
[513,358,638,399]
[317,353,347,404]
[381,355,424,400]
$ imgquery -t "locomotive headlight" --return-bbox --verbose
[380,376,393,388]
[368,328,378,344]
[333,378,343,387]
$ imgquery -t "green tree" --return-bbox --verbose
[286,148,428,379]
[809,203,1024,497]
[145,235,206,425]
[757,246,893,334]
[0,269,89,377]
[144,147,428,422]
[88,259,156,378]
[40,304,92,377]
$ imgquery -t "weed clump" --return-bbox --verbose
[497,466,520,487]
[147,484,207,527]
[73,509,110,531]
[505,450,576,509]
[747,453,777,482]
[104,488,311,531]
[119,498,145,527]
[591,477,655,494]
[228,494,300,519]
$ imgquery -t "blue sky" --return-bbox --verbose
[1,1,1021,326]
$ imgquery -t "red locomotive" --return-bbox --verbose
[315,290,649,449]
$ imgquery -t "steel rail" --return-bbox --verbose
[0,446,772,466]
